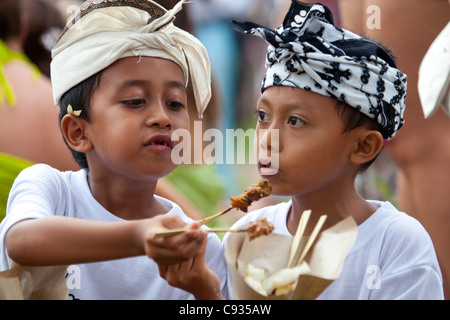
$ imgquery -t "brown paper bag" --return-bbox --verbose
[0,268,23,299]
[0,262,69,300]
[225,216,358,300]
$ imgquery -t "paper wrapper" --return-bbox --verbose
[225,216,358,300]
[0,262,69,300]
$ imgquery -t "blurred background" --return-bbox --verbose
[0,0,449,298]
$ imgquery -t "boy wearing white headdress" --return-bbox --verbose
[0,0,228,300]
[223,0,443,299]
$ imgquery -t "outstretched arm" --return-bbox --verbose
[5,214,205,266]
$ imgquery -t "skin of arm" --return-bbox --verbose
[4,214,205,267]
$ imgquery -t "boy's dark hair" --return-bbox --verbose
[58,70,104,169]
[333,39,396,173]
[0,0,21,41]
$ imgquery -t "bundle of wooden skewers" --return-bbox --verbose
[243,210,327,296]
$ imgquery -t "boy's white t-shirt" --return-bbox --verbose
[223,200,444,300]
[0,164,229,300]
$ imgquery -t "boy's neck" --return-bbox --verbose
[87,174,168,220]
[287,188,377,236]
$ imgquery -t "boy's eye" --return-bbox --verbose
[167,101,186,110]
[122,99,146,107]
[257,110,269,122]
[288,116,305,127]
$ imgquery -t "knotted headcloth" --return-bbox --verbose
[231,0,407,139]
[51,0,211,117]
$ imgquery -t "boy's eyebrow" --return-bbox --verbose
[258,96,315,113]
[166,80,186,90]
[116,79,186,91]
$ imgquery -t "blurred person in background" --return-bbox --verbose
[152,0,226,221]
[0,0,78,220]
[186,0,277,196]
[21,0,65,78]
[337,0,450,299]
[187,0,253,132]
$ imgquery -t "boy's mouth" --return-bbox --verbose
[145,135,174,151]
[258,160,278,176]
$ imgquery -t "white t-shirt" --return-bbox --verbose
[223,200,444,300]
[0,164,230,300]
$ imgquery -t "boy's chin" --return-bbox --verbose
[144,164,178,180]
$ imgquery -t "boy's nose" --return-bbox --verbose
[145,103,173,129]
[258,128,280,153]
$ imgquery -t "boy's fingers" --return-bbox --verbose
[160,215,187,229]
[191,234,208,263]
[175,233,206,259]
[151,228,203,249]
[149,233,206,264]
[186,221,201,231]
[144,216,208,264]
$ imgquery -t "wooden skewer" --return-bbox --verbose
[196,206,233,225]
[195,179,272,226]
[296,215,327,266]
[152,226,248,239]
[287,210,311,268]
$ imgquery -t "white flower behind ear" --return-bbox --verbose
[67,104,82,117]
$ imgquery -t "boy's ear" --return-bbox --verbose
[349,129,384,165]
[60,115,93,153]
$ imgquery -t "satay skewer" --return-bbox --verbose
[152,226,246,239]
[197,206,233,225]
[153,180,273,239]
[153,219,274,240]
[197,179,272,226]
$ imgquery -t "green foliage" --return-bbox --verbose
[0,153,33,221]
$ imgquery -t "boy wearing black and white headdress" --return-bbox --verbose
[223,0,443,299]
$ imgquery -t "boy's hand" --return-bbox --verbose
[138,215,205,265]
[157,235,223,300]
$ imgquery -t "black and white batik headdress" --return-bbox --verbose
[231,0,407,139]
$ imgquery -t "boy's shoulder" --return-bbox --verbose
[8,164,89,214]
[17,163,76,179]
[12,164,67,187]
[361,201,437,261]
[19,163,58,175]
[13,164,85,192]
[366,200,430,240]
